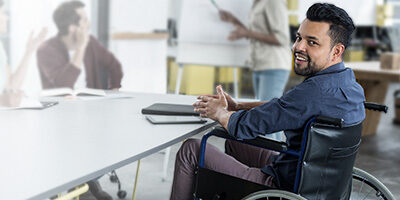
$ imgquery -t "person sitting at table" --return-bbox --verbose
[37,0,123,90]
[170,3,366,199]
[0,0,47,107]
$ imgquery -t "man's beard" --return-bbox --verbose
[293,51,319,77]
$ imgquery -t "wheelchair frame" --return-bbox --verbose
[194,103,395,200]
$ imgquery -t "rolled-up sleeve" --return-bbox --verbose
[227,80,321,139]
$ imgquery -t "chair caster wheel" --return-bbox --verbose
[109,174,118,183]
[117,190,127,199]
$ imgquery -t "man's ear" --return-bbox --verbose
[332,43,345,61]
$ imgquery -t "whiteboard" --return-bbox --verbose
[177,0,252,67]
[110,0,168,32]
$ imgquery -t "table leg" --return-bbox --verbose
[53,184,88,200]
[131,160,141,200]
[161,147,171,182]
[233,67,239,99]
[358,80,389,136]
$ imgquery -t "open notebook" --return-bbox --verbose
[41,88,106,97]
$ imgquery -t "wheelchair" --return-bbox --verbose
[193,103,396,200]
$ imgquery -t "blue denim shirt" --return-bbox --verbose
[227,62,365,190]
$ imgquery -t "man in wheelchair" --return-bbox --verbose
[170,3,366,200]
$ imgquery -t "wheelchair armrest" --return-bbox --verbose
[364,102,388,113]
[315,116,344,128]
[208,126,288,152]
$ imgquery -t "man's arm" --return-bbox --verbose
[91,36,123,89]
[236,101,267,110]
[196,93,267,111]
[227,81,320,139]
[70,25,90,71]
[37,45,81,89]
[196,80,321,140]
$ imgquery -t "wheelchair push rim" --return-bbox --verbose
[351,167,396,200]
[241,190,307,200]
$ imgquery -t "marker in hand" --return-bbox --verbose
[210,0,220,11]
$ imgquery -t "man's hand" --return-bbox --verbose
[228,25,249,41]
[193,85,234,129]
[195,91,238,112]
[72,21,90,70]
[75,22,90,50]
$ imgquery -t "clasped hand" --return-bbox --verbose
[193,85,237,124]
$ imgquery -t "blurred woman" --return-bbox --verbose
[0,0,47,107]
[219,0,291,140]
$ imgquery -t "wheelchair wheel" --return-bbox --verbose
[242,190,307,200]
[351,167,396,200]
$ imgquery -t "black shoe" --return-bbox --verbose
[87,180,113,200]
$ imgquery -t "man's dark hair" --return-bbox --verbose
[53,0,85,36]
[306,3,355,49]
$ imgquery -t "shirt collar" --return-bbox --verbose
[314,62,346,76]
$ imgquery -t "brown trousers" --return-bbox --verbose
[170,139,277,200]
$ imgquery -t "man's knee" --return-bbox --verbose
[176,138,201,164]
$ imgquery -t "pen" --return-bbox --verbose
[210,0,220,11]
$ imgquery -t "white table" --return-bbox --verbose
[0,92,216,200]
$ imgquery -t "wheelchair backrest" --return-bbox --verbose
[297,121,362,200]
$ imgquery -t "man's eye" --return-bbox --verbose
[308,41,317,45]
[296,36,301,41]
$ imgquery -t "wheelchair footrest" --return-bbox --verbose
[194,167,270,200]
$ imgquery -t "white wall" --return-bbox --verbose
[110,0,168,94]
